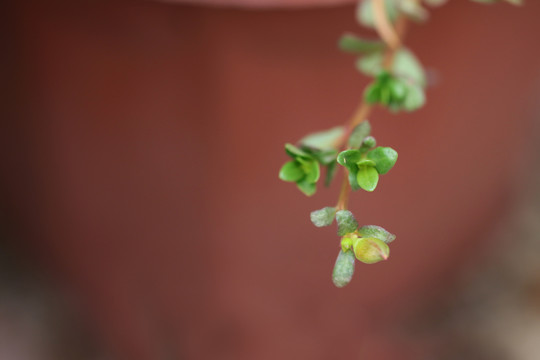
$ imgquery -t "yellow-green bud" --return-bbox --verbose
[340,234,358,252]
[353,237,390,264]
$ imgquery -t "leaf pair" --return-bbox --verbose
[310,208,360,236]
[337,146,398,192]
[327,209,396,288]
[279,127,346,196]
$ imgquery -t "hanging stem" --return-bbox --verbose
[335,10,411,210]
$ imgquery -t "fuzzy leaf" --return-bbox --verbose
[393,49,426,87]
[336,210,359,236]
[403,83,426,111]
[300,126,344,151]
[310,207,336,227]
[358,225,396,244]
[357,49,426,88]
[332,249,356,288]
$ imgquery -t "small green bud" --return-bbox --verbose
[361,136,377,150]
[340,235,357,252]
[353,237,390,264]
[332,249,356,288]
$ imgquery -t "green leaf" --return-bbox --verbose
[357,159,376,167]
[338,34,385,54]
[337,150,362,167]
[393,49,426,87]
[324,160,338,187]
[353,238,390,264]
[389,78,408,102]
[301,159,320,183]
[356,164,379,192]
[403,83,426,112]
[332,249,355,288]
[308,149,338,166]
[348,170,361,191]
[299,126,344,151]
[356,52,384,78]
[364,82,381,104]
[310,207,336,227]
[357,49,426,88]
[358,225,396,244]
[296,180,316,196]
[336,210,359,236]
[285,143,311,160]
[367,147,398,175]
[348,121,372,148]
[279,161,304,182]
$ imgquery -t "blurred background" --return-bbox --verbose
[2,0,540,359]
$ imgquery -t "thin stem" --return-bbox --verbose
[335,11,410,210]
[336,175,351,210]
[373,0,401,50]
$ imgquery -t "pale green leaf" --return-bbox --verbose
[336,210,359,236]
[332,249,355,288]
[310,207,336,227]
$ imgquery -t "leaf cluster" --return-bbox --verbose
[310,208,396,287]
[340,33,427,113]
[279,127,347,196]
[337,142,398,192]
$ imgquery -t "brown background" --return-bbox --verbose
[2,1,540,359]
